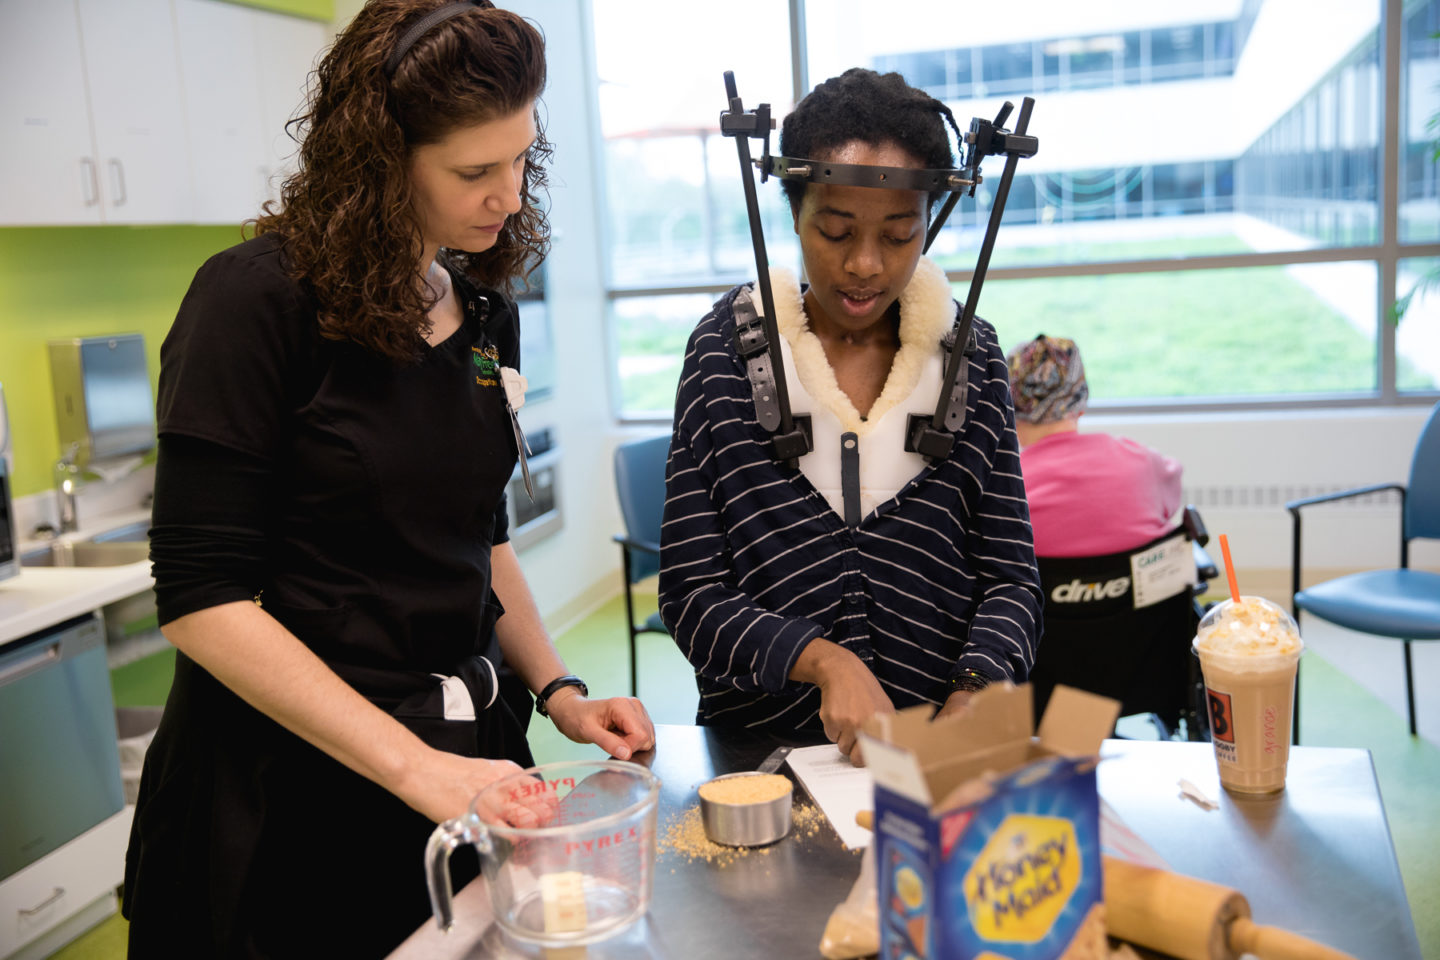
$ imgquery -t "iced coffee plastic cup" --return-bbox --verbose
[1192,596,1304,795]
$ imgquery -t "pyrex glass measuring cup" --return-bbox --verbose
[426,759,662,945]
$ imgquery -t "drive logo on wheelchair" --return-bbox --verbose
[1049,577,1130,603]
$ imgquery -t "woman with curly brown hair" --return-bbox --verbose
[122,3,652,955]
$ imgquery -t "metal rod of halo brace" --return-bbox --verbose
[719,71,810,462]
[910,96,1037,462]
[922,101,1016,254]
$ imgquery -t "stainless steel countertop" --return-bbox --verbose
[1095,739,1420,960]
[389,726,1420,960]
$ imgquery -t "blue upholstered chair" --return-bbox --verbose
[1286,402,1440,737]
[613,434,670,697]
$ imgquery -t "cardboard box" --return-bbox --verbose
[859,684,1119,960]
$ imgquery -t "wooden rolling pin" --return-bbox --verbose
[1103,856,1357,960]
[853,811,1355,960]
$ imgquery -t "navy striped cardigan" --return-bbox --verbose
[659,283,1042,731]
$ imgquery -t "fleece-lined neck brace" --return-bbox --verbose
[766,256,953,436]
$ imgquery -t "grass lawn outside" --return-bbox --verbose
[615,235,1432,414]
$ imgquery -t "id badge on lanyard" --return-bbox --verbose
[468,294,535,502]
[507,393,534,500]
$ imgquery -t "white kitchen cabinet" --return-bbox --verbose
[175,0,325,223]
[254,7,326,211]
[76,0,194,224]
[176,0,326,224]
[0,0,191,225]
[175,0,268,223]
[0,0,103,224]
[0,0,325,227]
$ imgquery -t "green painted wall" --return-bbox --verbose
[0,226,245,497]
[215,0,334,22]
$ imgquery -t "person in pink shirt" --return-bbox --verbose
[1006,335,1183,558]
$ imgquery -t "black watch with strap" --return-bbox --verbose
[535,674,588,717]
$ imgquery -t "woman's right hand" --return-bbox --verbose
[792,639,895,762]
[396,749,537,826]
[816,658,895,762]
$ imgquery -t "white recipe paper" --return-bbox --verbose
[785,744,875,850]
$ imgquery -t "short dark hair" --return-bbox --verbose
[779,68,960,214]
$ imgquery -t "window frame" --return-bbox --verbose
[590,0,1440,423]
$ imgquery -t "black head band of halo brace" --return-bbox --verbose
[720,70,1039,466]
[384,0,493,79]
[759,155,975,194]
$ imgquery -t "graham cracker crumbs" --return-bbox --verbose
[792,801,826,840]
[658,801,829,865]
[699,773,793,804]
[659,804,746,865]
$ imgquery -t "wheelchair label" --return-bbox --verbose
[1129,534,1193,609]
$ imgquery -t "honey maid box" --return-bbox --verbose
[858,683,1120,960]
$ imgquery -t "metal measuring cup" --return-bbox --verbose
[699,746,794,847]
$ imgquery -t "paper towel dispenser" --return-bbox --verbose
[48,334,156,466]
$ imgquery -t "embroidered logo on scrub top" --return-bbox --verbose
[472,344,500,387]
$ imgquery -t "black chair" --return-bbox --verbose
[1029,506,1217,740]
[1286,401,1440,737]
[613,434,670,697]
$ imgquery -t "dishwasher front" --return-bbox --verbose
[0,611,124,881]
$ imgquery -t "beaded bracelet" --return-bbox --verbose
[948,669,990,693]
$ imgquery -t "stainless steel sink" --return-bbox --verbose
[88,521,150,544]
[21,519,152,568]
[21,539,150,568]
[18,520,159,653]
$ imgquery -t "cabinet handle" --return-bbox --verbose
[19,887,65,917]
[0,641,60,687]
[79,158,99,206]
[109,159,127,207]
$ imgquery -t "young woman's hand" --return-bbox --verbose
[933,688,975,722]
[814,654,896,762]
[789,639,894,762]
[544,689,656,762]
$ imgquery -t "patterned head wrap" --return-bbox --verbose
[1006,334,1089,424]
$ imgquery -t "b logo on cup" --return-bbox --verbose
[1207,689,1234,744]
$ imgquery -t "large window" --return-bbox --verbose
[592,0,794,290]
[591,0,1440,418]
[979,265,1382,400]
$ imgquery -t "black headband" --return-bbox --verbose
[384,0,491,79]
[761,155,972,192]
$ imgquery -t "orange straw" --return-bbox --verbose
[1218,533,1241,604]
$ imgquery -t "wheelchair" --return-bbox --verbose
[1028,506,1218,741]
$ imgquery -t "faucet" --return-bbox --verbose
[54,443,84,534]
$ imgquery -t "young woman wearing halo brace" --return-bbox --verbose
[659,67,1041,761]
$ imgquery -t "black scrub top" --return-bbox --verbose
[124,234,532,958]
